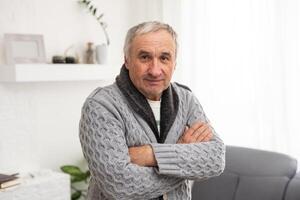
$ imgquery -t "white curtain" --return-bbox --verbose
[163,0,300,165]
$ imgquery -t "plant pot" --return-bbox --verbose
[95,44,108,64]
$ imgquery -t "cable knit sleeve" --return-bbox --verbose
[79,98,184,200]
[151,93,225,180]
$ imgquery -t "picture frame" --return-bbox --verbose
[4,33,46,65]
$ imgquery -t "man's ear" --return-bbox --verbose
[124,56,129,69]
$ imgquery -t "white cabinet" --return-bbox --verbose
[0,170,70,200]
[0,64,115,82]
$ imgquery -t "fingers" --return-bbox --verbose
[184,121,203,137]
[196,127,213,142]
[177,121,213,144]
[203,132,213,142]
[194,124,211,142]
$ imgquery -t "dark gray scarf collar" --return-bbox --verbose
[116,65,179,143]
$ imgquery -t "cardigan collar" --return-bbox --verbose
[116,65,179,143]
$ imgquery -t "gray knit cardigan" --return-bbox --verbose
[79,66,225,200]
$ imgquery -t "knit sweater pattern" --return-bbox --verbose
[79,68,225,200]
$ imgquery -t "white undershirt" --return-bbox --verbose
[147,99,161,134]
[147,99,168,199]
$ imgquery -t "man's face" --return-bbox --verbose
[125,30,176,101]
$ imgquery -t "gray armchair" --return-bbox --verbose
[192,146,300,200]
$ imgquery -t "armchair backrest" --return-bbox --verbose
[192,146,298,200]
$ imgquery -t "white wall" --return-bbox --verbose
[0,0,163,173]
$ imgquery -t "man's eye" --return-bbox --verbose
[160,56,170,62]
[140,55,150,61]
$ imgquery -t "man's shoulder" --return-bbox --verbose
[87,83,119,100]
[172,82,197,102]
[173,82,192,92]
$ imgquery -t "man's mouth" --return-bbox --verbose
[145,79,163,85]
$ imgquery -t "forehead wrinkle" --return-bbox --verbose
[135,47,174,56]
[135,41,174,51]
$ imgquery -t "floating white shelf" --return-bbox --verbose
[0,64,116,82]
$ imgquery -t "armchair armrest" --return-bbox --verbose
[285,172,300,200]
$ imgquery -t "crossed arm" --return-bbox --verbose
[129,121,213,167]
[80,96,225,199]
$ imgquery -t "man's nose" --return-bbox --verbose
[148,58,162,77]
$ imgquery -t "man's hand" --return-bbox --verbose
[128,145,157,167]
[177,121,213,144]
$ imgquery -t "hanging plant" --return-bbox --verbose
[78,0,110,46]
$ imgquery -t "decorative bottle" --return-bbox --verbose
[85,42,95,64]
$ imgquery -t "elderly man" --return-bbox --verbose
[79,21,225,200]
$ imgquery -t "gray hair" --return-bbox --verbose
[123,21,178,58]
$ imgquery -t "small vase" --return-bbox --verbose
[85,42,95,64]
[95,44,108,64]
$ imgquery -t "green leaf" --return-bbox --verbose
[61,165,90,183]
[71,174,88,183]
[93,8,97,15]
[71,191,82,200]
[61,165,84,176]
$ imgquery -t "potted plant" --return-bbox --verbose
[61,165,90,200]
